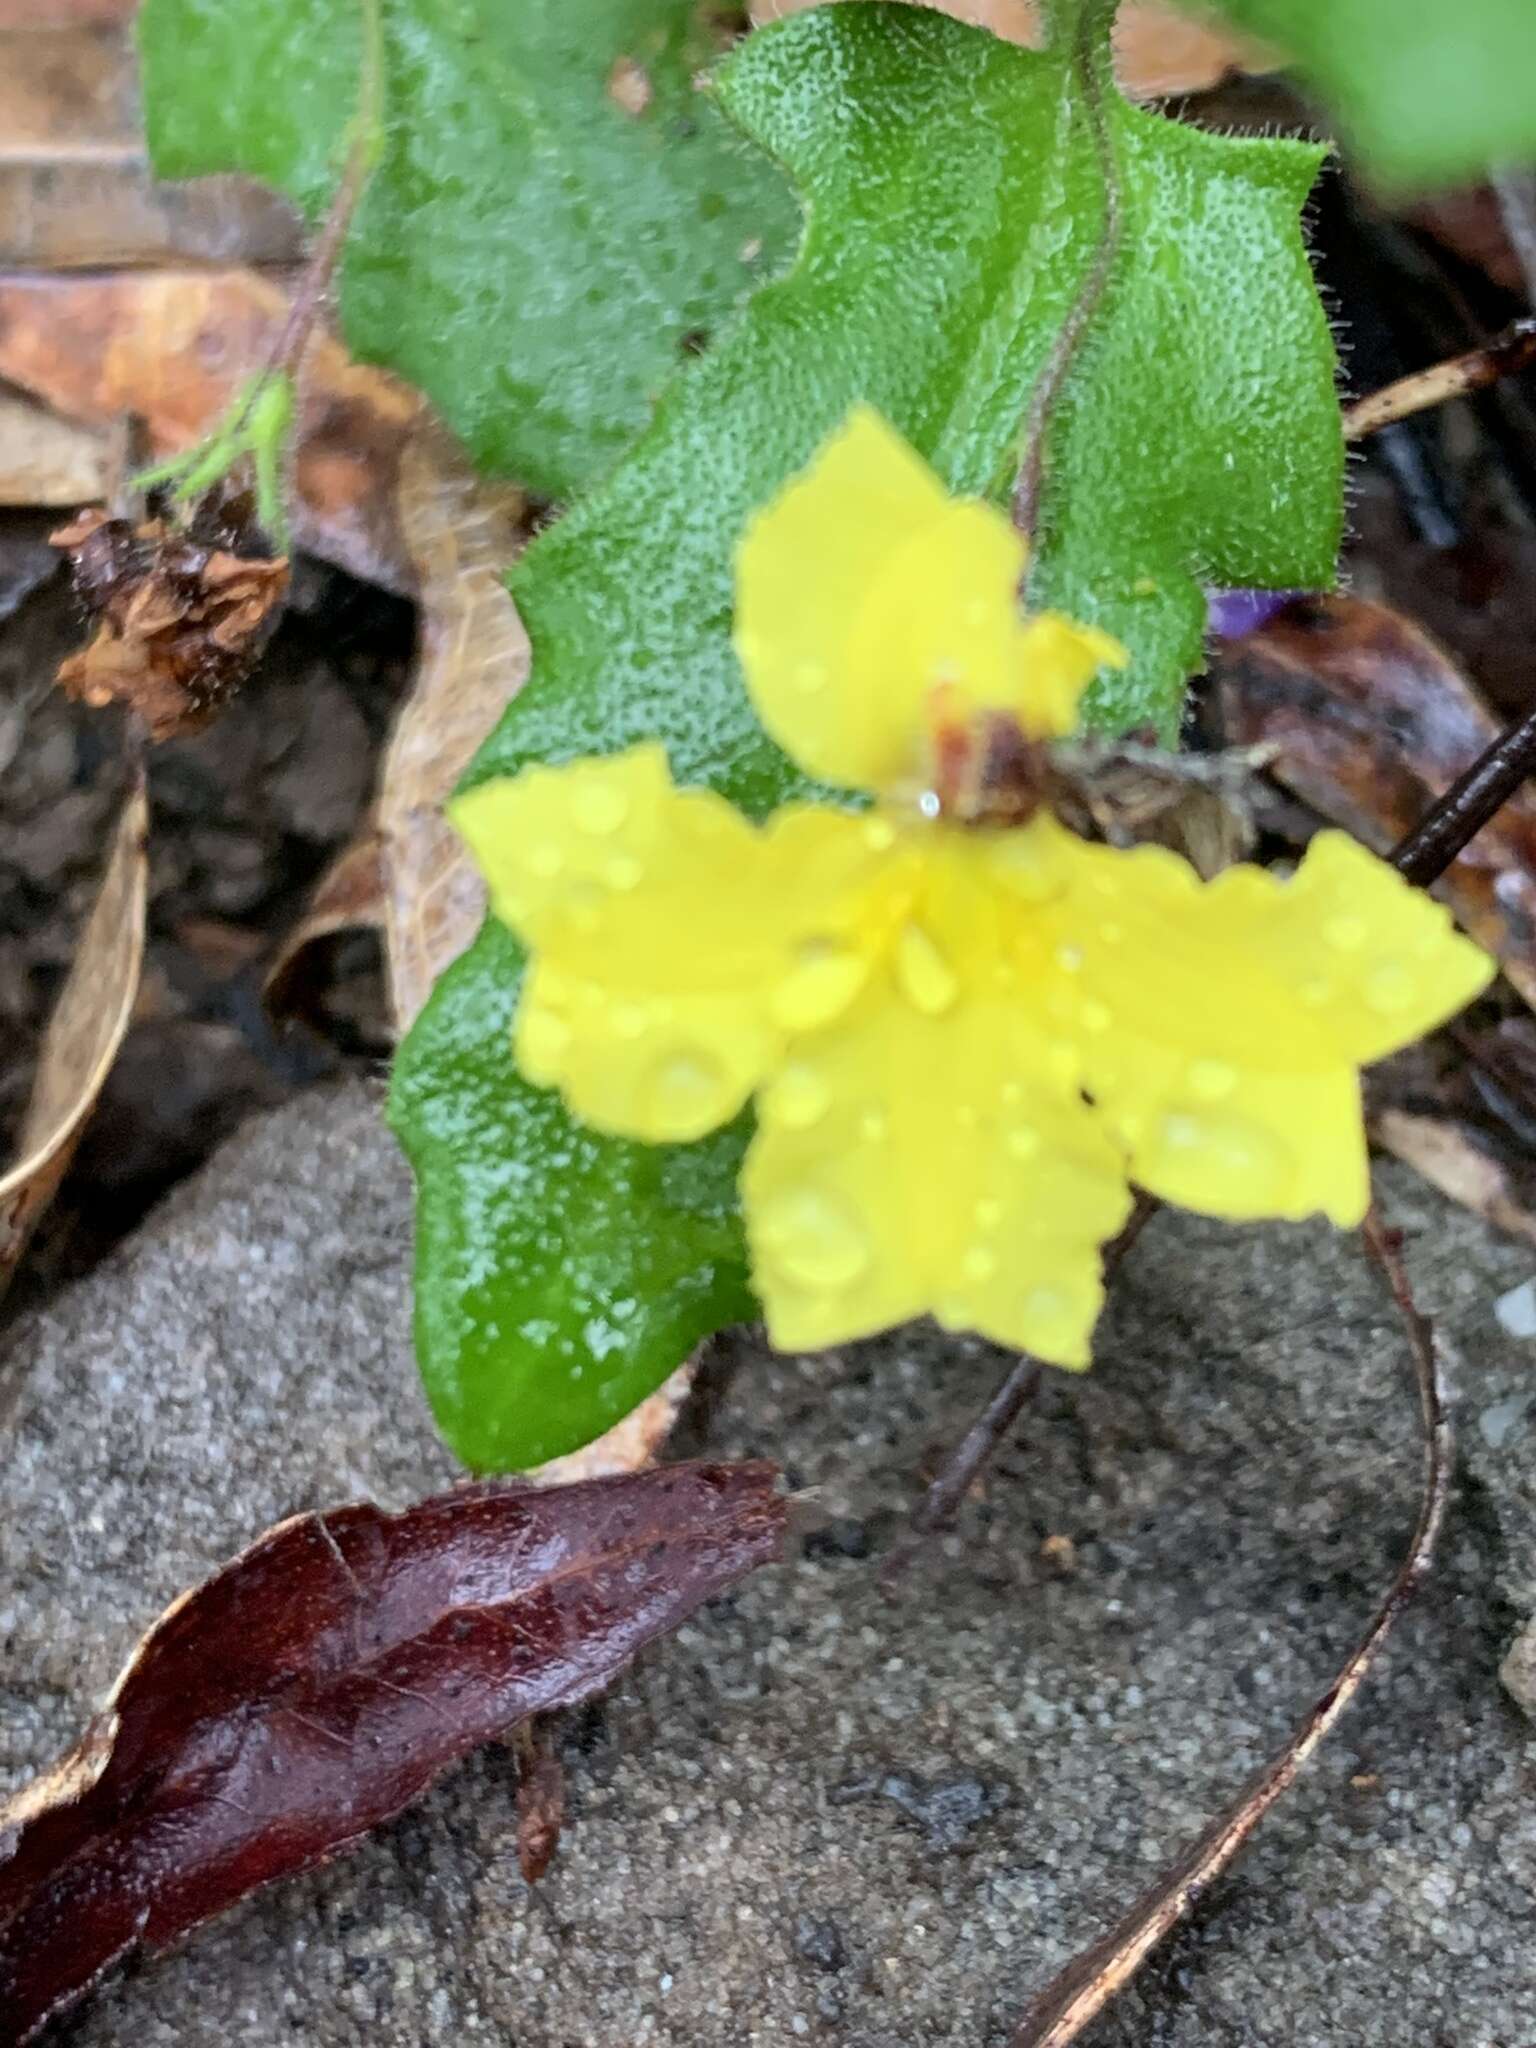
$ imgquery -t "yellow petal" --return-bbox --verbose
[742,970,1131,1368]
[732,407,1020,789]
[1023,818,1494,1228]
[1013,611,1128,740]
[452,751,897,1143]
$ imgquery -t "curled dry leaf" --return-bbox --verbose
[52,489,288,740]
[0,388,120,507]
[749,0,1271,95]
[383,430,529,1033]
[0,271,422,592]
[1214,594,1536,1011]
[0,775,147,1296]
[0,1460,786,2046]
[262,824,386,1030]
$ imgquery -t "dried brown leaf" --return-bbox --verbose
[381,429,528,1030]
[0,1460,785,2046]
[1214,594,1536,1011]
[749,0,1271,94]
[52,493,289,738]
[1370,1108,1536,1245]
[0,387,118,506]
[0,270,422,591]
[0,775,147,1293]
[262,825,387,1029]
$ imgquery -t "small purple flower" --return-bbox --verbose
[1206,587,1308,641]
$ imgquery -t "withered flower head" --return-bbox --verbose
[50,485,289,742]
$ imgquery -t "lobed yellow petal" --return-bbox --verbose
[452,749,899,1144]
[734,407,1119,791]
[1014,818,1494,1229]
[742,953,1132,1368]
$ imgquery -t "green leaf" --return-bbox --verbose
[1193,0,1536,189]
[392,1,1342,1469]
[138,0,797,500]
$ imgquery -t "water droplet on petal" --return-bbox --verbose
[1366,961,1415,1014]
[1002,1081,1023,1108]
[1188,1057,1236,1101]
[1080,1000,1112,1033]
[860,1107,888,1143]
[612,1001,650,1040]
[1056,944,1084,973]
[975,1197,1003,1228]
[1098,920,1124,944]
[1299,977,1331,1007]
[772,938,867,1032]
[643,1048,734,1136]
[1020,1285,1078,1350]
[757,1186,870,1291]
[1150,1109,1291,1205]
[793,659,827,695]
[963,596,991,627]
[963,1246,997,1282]
[896,922,959,1015]
[571,778,629,835]
[863,815,897,852]
[605,854,643,890]
[566,881,605,932]
[1007,1124,1040,1160]
[529,840,564,880]
[763,1060,831,1130]
[1324,914,1365,952]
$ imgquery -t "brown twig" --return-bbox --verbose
[1013,0,1123,553]
[1007,1200,1452,2048]
[1341,318,1536,441]
[1389,700,1536,887]
[901,1193,1158,1547]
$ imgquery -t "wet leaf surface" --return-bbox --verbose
[0,1459,785,2046]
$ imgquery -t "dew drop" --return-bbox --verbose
[566,881,605,933]
[975,1197,1003,1228]
[863,815,897,852]
[643,1048,733,1137]
[605,854,643,890]
[1324,914,1365,952]
[772,938,867,1032]
[963,1246,997,1282]
[1149,1108,1290,1204]
[1020,1285,1075,1346]
[1080,999,1112,1033]
[1002,1081,1024,1108]
[1365,961,1415,1014]
[860,1107,888,1143]
[793,659,827,694]
[896,922,959,1015]
[764,1061,831,1130]
[1007,1123,1040,1160]
[1187,1057,1236,1101]
[612,1001,650,1040]
[571,778,629,835]
[529,839,564,880]
[1098,920,1124,944]
[757,1186,870,1290]
[1299,977,1331,1007]
[962,596,990,627]
[1056,943,1084,973]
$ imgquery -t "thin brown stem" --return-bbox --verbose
[1007,1200,1452,2048]
[267,0,385,385]
[1389,701,1536,888]
[897,1193,1158,1554]
[1013,1,1123,553]
[1342,318,1536,441]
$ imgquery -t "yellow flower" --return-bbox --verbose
[453,407,1493,1369]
